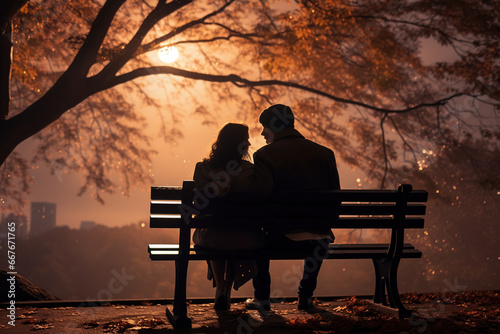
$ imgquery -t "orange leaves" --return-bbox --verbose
[345,296,379,316]
[287,314,322,328]
[86,318,168,333]
[456,308,500,322]
[21,318,54,331]
[20,3,29,14]
[401,290,500,307]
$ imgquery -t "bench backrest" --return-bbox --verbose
[150,181,428,230]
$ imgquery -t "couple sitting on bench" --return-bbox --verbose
[192,104,341,311]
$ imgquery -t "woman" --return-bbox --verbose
[192,123,264,310]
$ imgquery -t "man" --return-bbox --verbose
[245,104,341,311]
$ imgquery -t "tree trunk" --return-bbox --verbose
[0,0,29,162]
[0,22,12,121]
[0,0,29,119]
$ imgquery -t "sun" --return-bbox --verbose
[158,46,179,63]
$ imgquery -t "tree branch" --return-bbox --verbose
[388,116,417,164]
[99,0,195,77]
[109,65,470,114]
[180,34,252,44]
[139,33,259,55]
[67,0,127,77]
[352,14,474,46]
[139,0,235,52]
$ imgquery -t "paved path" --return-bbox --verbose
[1,292,499,333]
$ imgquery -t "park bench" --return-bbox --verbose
[148,180,428,329]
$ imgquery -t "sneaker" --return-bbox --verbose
[245,298,271,311]
[298,297,314,310]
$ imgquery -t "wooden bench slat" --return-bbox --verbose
[149,203,426,216]
[330,243,416,250]
[187,217,425,229]
[336,189,428,202]
[339,204,426,215]
[150,202,183,214]
[337,217,424,228]
[148,243,416,252]
[152,187,429,203]
[185,203,426,216]
[215,194,426,204]
[151,187,183,200]
[150,216,183,228]
[149,247,422,261]
[149,216,425,229]
[150,251,423,261]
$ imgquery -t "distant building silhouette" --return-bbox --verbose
[30,202,56,237]
[80,220,96,230]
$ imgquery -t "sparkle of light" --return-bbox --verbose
[158,46,179,63]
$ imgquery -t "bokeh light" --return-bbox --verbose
[158,46,179,63]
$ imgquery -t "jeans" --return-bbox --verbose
[253,236,330,300]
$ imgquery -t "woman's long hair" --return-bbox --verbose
[204,123,250,170]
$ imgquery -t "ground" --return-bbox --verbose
[1,291,499,333]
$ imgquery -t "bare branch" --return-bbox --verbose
[353,15,475,46]
[68,0,127,76]
[99,0,194,77]
[109,65,470,114]
[167,33,258,46]
[388,116,417,164]
[139,0,235,52]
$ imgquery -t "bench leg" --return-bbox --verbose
[372,259,389,306]
[167,258,192,329]
[386,257,412,319]
[372,258,412,318]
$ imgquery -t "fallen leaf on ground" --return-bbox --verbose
[287,315,322,328]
